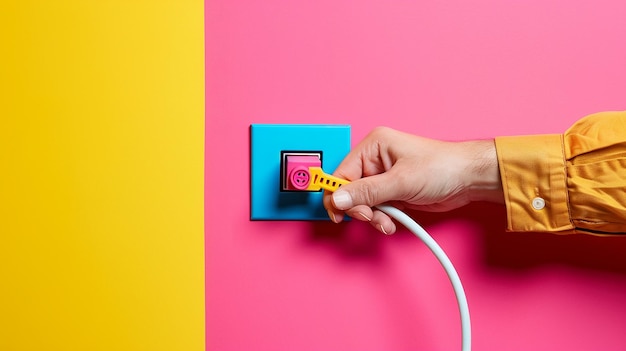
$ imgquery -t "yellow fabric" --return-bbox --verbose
[495,111,626,234]
[1,1,204,350]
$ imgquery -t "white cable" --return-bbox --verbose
[375,204,471,351]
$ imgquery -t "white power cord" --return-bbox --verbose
[376,204,471,351]
[300,167,471,350]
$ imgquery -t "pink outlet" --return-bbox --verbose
[289,166,311,190]
[283,154,321,191]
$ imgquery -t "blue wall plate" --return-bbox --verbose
[250,124,351,220]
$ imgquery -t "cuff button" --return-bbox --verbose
[532,197,546,210]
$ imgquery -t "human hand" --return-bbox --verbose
[323,127,503,234]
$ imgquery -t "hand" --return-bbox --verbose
[323,127,503,234]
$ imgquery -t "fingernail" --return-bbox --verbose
[327,210,337,223]
[335,212,344,222]
[327,210,344,223]
[358,212,372,222]
[380,224,390,235]
[332,190,353,210]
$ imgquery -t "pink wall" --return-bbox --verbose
[206,1,626,350]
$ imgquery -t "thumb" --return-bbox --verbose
[331,172,403,210]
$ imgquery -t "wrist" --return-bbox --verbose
[462,140,504,204]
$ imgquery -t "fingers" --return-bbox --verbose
[343,205,398,235]
[323,190,344,223]
[371,209,397,235]
[323,189,397,234]
[330,126,397,183]
[344,204,374,223]
[322,127,411,234]
[331,171,405,210]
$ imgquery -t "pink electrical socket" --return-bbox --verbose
[284,154,321,191]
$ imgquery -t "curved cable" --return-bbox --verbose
[304,168,470,349]
[376,204,471,351]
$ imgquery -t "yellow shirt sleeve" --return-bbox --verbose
[495,111,626,234]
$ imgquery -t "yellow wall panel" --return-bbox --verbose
[1,1,204,350]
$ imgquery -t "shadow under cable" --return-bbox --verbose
[309,202,626,275]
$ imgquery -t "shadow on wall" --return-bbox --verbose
[308,219,388,264]
[310,203,626,275]
[431,203,626,275]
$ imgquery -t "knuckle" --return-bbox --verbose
[358,183,379,207]
[371,126,392,137]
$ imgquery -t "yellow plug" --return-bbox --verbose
[305,167,351,192]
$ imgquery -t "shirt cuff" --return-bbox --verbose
[495,134,574,232]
